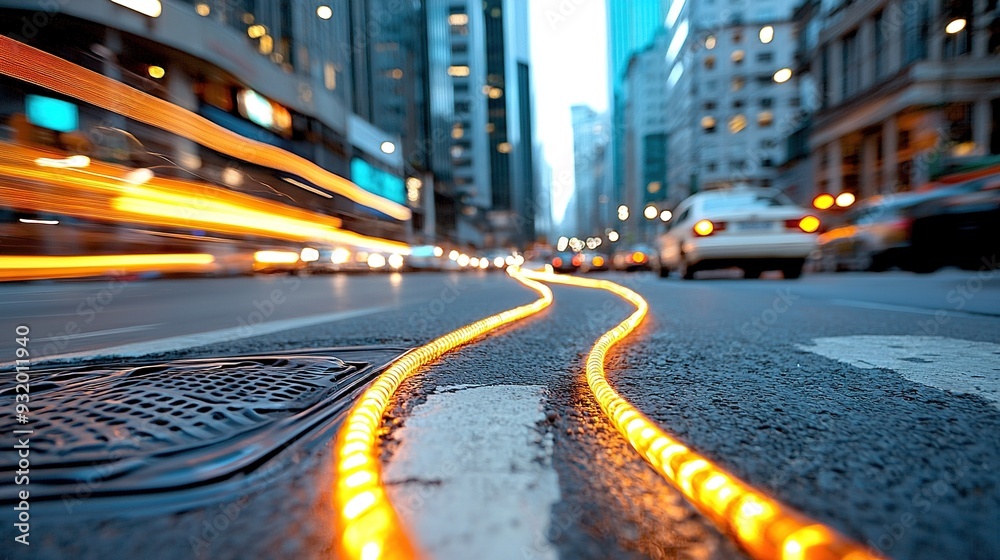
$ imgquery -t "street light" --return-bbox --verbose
[643,205,658,220]
[659,210,672,222]
[316,5,333,20]
[945,18,967,34]
[608,230,620,242]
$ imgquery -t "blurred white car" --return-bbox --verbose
[653,187,820,280]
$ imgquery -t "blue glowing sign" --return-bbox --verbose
[350,158,405,205]
[26,95,79,133]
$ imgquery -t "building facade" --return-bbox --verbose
[0,0,413,246]
[570,105,611,238]
[618,0,804,216]
[801,0,1000,201]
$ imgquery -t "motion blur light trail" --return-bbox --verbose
[0,254,215,281]
[333,270,553,560]
[0,143,409,255]
[0,35,410,221]
[516,269,883,560]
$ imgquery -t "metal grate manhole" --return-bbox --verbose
[0,347,406,502]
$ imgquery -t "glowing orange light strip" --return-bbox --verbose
[0,254,215,281]
[333,270,553,560]
[515,269,883,560]
[0,36,411,221]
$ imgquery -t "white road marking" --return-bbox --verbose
[35,323,162,341]
[799,336,1000,408]
[829,299,997,319]
[384,384,560,560]
[12,306,392,365]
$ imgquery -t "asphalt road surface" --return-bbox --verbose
[2,268,998,559]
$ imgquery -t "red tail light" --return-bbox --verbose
[572,254,584,267]
[552,257,563,267]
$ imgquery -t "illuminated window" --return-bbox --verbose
[497,142,512,154]
[705,35,717,49]
[448,65,470,77]
[389,68,403,79]
[324,62,337,90]
[729,114,748,134]
[448,13,469,25]
[731,49,745,63]
[701,115,717,132]
[759,25,774,44]
[731,76,745,91]
[758,111,774,127]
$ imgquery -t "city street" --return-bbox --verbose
[2,269,998,559]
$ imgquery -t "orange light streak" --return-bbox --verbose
[0,254,215,281]
[333,270,553,560]
[0,36,410,221]
[515,268,883,560]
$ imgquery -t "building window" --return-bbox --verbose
[729,114,748,134]
[733,30,743,43]
[874,11,886,77]
[756,52,774,63]
[701,115,717,132]
[733,99,745,109]
[706,162,718,172]
[902,0,929,63]
[758,111,774,127]
[842,31,860,98]
[730,160,745,171]
[705,56,716,70]
[706,35,717,49]
[760,97,773,108]
[731,76,745,92]
[731,50,745,64]
[448,65,470,77]
[704,101,717,110]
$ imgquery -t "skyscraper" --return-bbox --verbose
[606,0,664,216]
[433,0,536,247]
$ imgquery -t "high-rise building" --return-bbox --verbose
[792,0,1000,203]
[571,105,611,238]
[606,0,664,216]
[0,0,413,248]
[434,0,536,248]
[620,0,803,212]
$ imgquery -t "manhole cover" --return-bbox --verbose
[0,347,406,502]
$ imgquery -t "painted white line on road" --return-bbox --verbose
[799,336,1000,408]
[34,323,162,341]
[829,299,998,319]
[383,384,560,560]
[12,306,393,365]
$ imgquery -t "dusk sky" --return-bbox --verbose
[529,0,609,231]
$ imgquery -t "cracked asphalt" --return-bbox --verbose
[2,269,998,559]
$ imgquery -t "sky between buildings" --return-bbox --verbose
[529,0,609,231]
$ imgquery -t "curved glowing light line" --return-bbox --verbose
[333,270,553,560]
[515,268,883,560]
